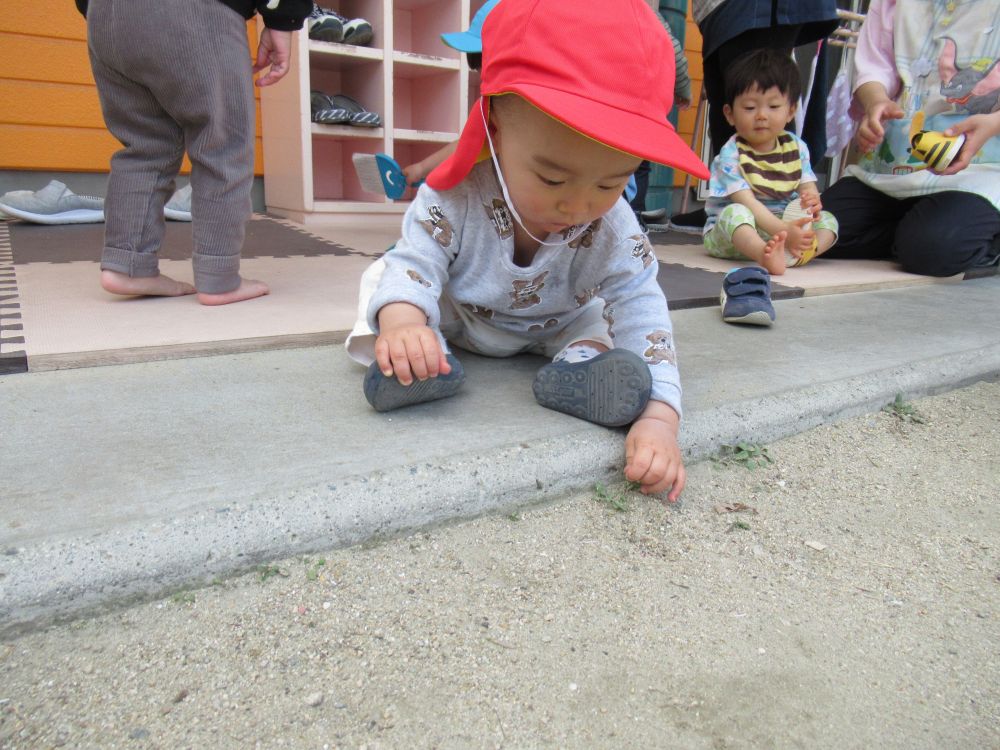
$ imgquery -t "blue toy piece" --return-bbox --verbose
[624,174,638,203]
[375,153,423,200]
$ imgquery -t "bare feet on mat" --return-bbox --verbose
[197,278,270,306]
[101,270,196,297]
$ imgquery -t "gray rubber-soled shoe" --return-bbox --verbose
[0,180,104,224]
[363,354,466,412]
[532,349,652,427]
[164,185,192,221]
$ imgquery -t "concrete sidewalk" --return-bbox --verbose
[2,278,999,634]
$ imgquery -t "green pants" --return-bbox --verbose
[704,203,838,266]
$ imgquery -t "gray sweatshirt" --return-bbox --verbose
[367,161,683,416]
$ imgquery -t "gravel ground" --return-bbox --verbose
[2,382,999,750]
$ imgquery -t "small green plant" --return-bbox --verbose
[882,393,926,424]
[306,558,326,582]
[594,482,635,512]
[257,564,287,583]
[170,591,196,605]
[727,520,751,533]
[716,442,773,470]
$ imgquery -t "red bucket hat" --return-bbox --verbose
[426,0,710,190]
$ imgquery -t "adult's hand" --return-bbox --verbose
[937,111,1000,175]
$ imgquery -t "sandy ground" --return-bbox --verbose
[2,382,999,750]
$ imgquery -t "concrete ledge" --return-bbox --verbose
[3,279,999,635]
[4,343,998,637]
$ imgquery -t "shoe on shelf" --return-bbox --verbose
[308,5,373,46]
[164,184,192,222]
[720,266,775,326]
[341,16,374,45]
[668,206,707,235]
[310,90,351,124]
[308,4,343,42]
[0,180,104,224]
[326,93,381,127]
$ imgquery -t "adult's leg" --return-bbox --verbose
[894,192,1000,276]
[820,177,912,260]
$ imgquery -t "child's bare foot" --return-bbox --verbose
[197,278,269,306]
[760,231,788,275]
[101,270,195,297]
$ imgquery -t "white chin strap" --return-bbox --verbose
[480,98,586,248]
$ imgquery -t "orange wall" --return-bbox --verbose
[674,7,705,186]
[0,1,264,175]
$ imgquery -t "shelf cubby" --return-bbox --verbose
[260,1,478,223]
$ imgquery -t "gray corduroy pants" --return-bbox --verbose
[87,0,255,294]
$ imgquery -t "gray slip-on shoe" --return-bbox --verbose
[533,349,652,427]
[0,180,104,224]
[164,184,192,221]
[363,353,465,412]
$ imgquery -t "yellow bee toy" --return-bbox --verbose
[909,130,966,170]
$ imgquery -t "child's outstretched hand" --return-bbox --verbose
[624,402,685,502]
[857,100,904,153]
[375,302,451,386]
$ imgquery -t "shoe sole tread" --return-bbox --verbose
[532,350,652,427]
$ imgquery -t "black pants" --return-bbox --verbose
[629,161,651,212]
[821,177,1000,277]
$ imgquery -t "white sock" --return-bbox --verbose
[553,343,602,364]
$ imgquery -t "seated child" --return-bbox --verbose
[345,0,710,500]
[703,48,838,275]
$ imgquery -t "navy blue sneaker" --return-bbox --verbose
[720,266,775,326]
[363,354,465,412]
[532,349,652,427]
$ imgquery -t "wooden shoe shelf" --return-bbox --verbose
[259,0,487,224]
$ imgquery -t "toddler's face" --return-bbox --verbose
[723,85,796,150]
[490,96,640,239]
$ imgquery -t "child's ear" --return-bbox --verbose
[786,101,798,124]
[722,104,735,126]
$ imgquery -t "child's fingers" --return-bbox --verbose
[624,443,653,484]
[884,102,905,121]
[417,330,444,378]
[252,44,268,73]
[403,338,431,381]
[627,448,671,495]
[387,338,415,386]
[374,337,394,377]
[666,463,687,503]
[801,195,823,215]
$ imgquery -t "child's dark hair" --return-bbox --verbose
[724,48,801,106]
[467,52,482,71]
